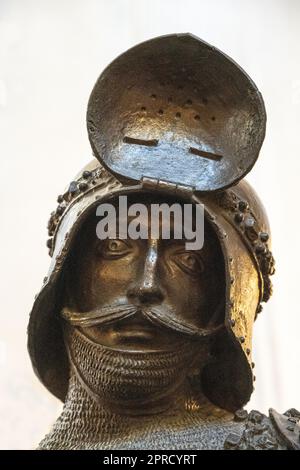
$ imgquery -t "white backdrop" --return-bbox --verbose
[0,0,299,449]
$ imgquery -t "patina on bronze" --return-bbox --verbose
[28,34,300,450]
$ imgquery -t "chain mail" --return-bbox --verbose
[38,326,288,450]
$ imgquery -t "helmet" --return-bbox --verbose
[28,34,275,412]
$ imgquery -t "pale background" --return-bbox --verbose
[0,0,299,449]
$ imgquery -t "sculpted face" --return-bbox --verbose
[62,194,225,410]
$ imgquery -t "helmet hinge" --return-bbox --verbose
[141,176,194,198]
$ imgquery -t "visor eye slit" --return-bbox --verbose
[189,147,223,161]
[123,136,159,147]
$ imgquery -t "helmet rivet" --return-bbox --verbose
[79,182,88,191]
[46,238,52,249]
[234,212,244,223]
[259,232,269,242]
[56,205,65,215]
[239,336,245,343]
[270,266,275,276]
[230,319,236,327]
[255,243,265,254]
[245,226,258,242]
[244,216,255,228]
[68,181,78,194]
[57,195,64,203]
[82,170,92,179]
[256,304,263,313]
[238,200,248,212]
[251,362,255,368]
[246,348,251,355]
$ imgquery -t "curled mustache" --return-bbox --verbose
[61,303,223,337]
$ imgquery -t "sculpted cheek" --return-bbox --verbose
[94,259,138,287]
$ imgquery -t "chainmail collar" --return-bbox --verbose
[38,371,242,449]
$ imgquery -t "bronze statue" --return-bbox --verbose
[28,34,300,450]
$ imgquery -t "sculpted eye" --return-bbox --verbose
[98,239,131,258]
[173,251,204,275]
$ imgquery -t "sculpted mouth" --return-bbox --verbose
[105,327,157,343]
[79,315,185,353]
[62,303,223,354]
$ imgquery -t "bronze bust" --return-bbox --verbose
[28,34,300,450]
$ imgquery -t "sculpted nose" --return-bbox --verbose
[127,240,164,305]
[127,283,164,305]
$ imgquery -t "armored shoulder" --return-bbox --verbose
[224,408,300,450]
[269,408,300,450]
